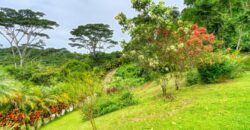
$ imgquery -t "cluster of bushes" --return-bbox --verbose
[0,66,101,129]
[5,59,98,86]
[186,52,243,85]
[0,81,74,129]
[198,60,241,83]
[0,50,125,129]
[60,60,91,78]
[109,64,154,88]
[89,52,123,71]
[6,63,60,86]
[82,91,137,120]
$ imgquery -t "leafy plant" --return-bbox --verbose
[186,70,200,86]
[6,63,59,86]
[110,64,153,88]
[83,91,137,119]
[198,52,243,83]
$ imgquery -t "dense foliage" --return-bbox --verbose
[186,69,200,86]
[82,91,137,120]
[182,0,250,51]
[110,64,153,88]
[197,52,243,83]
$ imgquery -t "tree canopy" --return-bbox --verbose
[182,0,250,51]
[69,23,117,57]
[0,7,58,67]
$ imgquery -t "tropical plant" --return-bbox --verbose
[69,23,117,58]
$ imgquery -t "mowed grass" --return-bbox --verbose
[41,72,250,130]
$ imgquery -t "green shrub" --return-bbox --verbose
[60,60,90,76]
[110,64,153,88]
[83,91,137,119]
[198,59,241,83]
[118,91,137,107]
[94,100,119,116]
[6,66,34,81]
[30,67,59,86]
[186,70,200,86]
[115,64,152,80]
[6,63,59,86]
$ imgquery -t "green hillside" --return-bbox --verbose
[41,72,250,130]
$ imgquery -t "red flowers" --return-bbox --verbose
[193,30,200,37]
[175,24,215,65]
[192,24,198,30]
[0,109,26,128]
[199,27,207,33]
[50,106,59,113]
[209,34,215,41]
[204,34,215,41]
[190,24,215,43]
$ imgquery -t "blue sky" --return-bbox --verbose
[0,0,184,53]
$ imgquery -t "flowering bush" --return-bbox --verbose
[0,109,26,129]
[175,24,216,69]
[197,51,243,83]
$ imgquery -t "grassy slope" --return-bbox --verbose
[41,72,250,130]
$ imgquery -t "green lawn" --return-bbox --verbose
[40,72,250,130]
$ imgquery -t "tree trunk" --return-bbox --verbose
[34,123,38,130]
[229,1,232,17]
[90,118,97,130]
[20,56,24,67]
[161,78,168,97]
[174,74,180,91]
[236,26,242,50]
[89,104,97,130]
[10,44,17,68]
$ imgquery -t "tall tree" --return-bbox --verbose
[182,0,223,36]
[182,0,250,50]
[69,24,117,58]
[0,8,58,67]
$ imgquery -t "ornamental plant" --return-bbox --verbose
[116,0,216,97]
[0,109,26,129]
[175,24,215,69]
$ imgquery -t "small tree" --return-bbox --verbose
[116,0,215,97]
[69,24,117,58]
[69,72,102,130]
[0,8,58,67]
[116,0,181,97]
